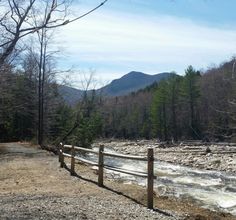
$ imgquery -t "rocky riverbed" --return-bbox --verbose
[94,140,236,173]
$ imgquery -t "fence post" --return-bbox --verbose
[59,142,62,163]
[98,145,104,187]
[71,145,75,176]
[60,144,64,168]
[147,148,154,209]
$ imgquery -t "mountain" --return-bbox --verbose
[59,71,174,105]
[98,71,174,96]
[58,85,84,106]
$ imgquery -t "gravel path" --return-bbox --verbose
[0,194,178,220]
[0,142,180,220]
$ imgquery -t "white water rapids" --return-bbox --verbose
[81,148,236,215]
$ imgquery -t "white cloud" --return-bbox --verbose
[55,9,236,88]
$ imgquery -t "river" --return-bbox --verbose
[81,147,236,216]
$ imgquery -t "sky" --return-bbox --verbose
[56,0,236,89]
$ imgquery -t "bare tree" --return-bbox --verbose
[0,0,108,65]
[58,70,100,145]
[37,27,48,145]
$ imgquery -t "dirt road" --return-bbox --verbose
[0,142,234,220]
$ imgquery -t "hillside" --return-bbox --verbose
[58,85,84,106]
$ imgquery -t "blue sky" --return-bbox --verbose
[57,0,236,89]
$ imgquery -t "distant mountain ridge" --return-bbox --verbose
[59,71,174,105]
[98,71,173,96]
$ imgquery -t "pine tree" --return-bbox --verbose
[181,66,201,139]
[151,81,169,140]
[167,75,182,141]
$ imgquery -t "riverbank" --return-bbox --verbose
[0,142,234,219]
[94,140,236,173]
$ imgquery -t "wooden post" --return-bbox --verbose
[60,144,64,168]
[71,145,75,176]
[59,142,63,163]
[98,145,104,187]
[58,143,61,162]
[147,148,154,209]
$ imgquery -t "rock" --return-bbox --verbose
[206,146,211,153]
[206,153,212,157]
[158,143,167,148]
[210,159,221,165]
[156,185,167,196]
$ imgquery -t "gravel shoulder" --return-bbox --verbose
[0,142,234,220]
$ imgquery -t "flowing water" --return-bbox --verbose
[81,148,236,215]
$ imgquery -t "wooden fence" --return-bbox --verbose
[58,143,155,209]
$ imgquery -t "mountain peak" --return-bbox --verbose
[120,71,148,79]
[126,71,146,76]
[100,71,173,96]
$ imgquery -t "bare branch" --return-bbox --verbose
[69,0,108,23]
[0,0,109,65]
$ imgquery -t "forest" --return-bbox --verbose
[1,57,236,145]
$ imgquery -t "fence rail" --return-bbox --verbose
[103,151,147,161]
[59,143,155,209]
[156,150,236,154]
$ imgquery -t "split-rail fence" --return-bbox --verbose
[58,143,155,209]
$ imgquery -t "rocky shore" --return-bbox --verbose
[94,140,236,173]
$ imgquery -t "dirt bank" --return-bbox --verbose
[0,142,234,220]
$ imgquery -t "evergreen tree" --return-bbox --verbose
[151,81,169,140]
[167,75,182,141]
[181,66,201,139]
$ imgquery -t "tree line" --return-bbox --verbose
[99,60,236,142]
[1,58,235,145]
[0,57,103,147]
